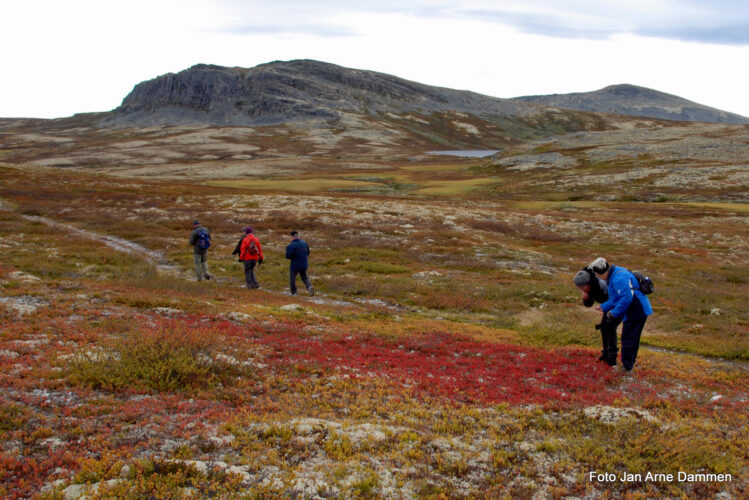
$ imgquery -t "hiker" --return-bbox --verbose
[574,268,616,365]
[237,227,263,289]
[285,230,313,296]
[589,257,653,372]
[189,219,212,281]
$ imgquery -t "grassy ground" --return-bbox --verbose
[0,159,746,498]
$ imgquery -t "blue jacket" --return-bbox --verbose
[600,265,653,320]
[285,238,310,271]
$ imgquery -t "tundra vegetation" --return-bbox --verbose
[0,115,746,499]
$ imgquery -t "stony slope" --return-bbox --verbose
[106,60,535,127]
[513,84,749,124]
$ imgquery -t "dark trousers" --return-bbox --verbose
[599,311,619,365]
[621,298,648,370]
[243,260,259,289]
[290,268,311,294]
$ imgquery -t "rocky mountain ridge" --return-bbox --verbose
[106,61,749,128]
[107,60,533,127]
[513,84,749,124]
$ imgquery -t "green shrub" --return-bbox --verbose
[69,322,246,392]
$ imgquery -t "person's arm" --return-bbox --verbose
[285,243,293,260]
[232,237,243,255]
[256,238,264,263]
[603,273,634,318]
[305,242,310,256]
[189,230,196,246]
[582,293,595,307]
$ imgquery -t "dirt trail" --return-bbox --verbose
[642,344,748,371]
[0,198,181,276]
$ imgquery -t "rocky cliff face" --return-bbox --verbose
[513,84,749,124]
[108,60,533,126]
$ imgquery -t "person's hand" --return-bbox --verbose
[258,258,263,266]
[595,305,603,311]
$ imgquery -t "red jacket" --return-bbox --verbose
[239,234,263,261]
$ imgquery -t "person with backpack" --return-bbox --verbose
[189,219,212,281]
[285,230,313,296]
[574,267,617,365]
[237,227,263,289]
[589,257,653,372]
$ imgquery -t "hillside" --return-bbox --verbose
[106,60,535,127]
[514,84,749,124]
[107,63,748,127]
[0,163,747,499]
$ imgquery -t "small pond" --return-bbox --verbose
[426,150,499,158]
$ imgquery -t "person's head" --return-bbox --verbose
[192,219,201,228]
[290,230,299,239]
[573,270,592,293]
[589,257,610,278]
[244,227,253,234]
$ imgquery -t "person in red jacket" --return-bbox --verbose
[238,227,263,289]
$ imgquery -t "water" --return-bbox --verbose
[426,150,499,158]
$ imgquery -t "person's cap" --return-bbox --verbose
[244,227,253,234]
[192,219,200,227]
[589,257,609,275]
[573,270,591,287]
[290,230,299,236]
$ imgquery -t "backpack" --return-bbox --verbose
[196,230,211,251]
[632,271,654,295]
[248,239,258,255]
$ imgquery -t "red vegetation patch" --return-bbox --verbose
[244,322,644,407]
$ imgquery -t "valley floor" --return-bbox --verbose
[0,163,746,499]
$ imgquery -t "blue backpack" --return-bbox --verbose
[196,231,211,250]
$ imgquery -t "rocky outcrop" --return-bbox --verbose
[106,60,533,126]
[513,84,749,124]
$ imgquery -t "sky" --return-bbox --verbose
[2,0,748,118]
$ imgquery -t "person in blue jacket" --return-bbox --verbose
[285,230,314,296]
[589,257,653,372]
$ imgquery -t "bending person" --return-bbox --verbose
[574,267,616,365]
[589,257,653,372]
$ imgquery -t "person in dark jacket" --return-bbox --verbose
[590,257,653,372]
[188,220,211,281]
[285,230,313,296]
[237,227,263,289]
[574,268,616,365]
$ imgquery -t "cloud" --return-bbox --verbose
[210,0,749,46]
[224,23,358,38]
[451,1,749,45]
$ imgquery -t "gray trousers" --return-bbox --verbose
[194,253,208,280]
[243,260,259,289]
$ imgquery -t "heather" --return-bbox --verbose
[0,132,747,499]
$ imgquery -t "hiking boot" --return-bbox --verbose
[308,286,315,297]
[598,353,607,362]
[205,274,212,280]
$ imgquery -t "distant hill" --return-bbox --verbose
[107,60,534,127]
[513,84,749,124]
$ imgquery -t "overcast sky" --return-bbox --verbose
[2,0,748,118]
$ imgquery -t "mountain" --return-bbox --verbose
[107,60,535,127]
[513,84,749,124]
